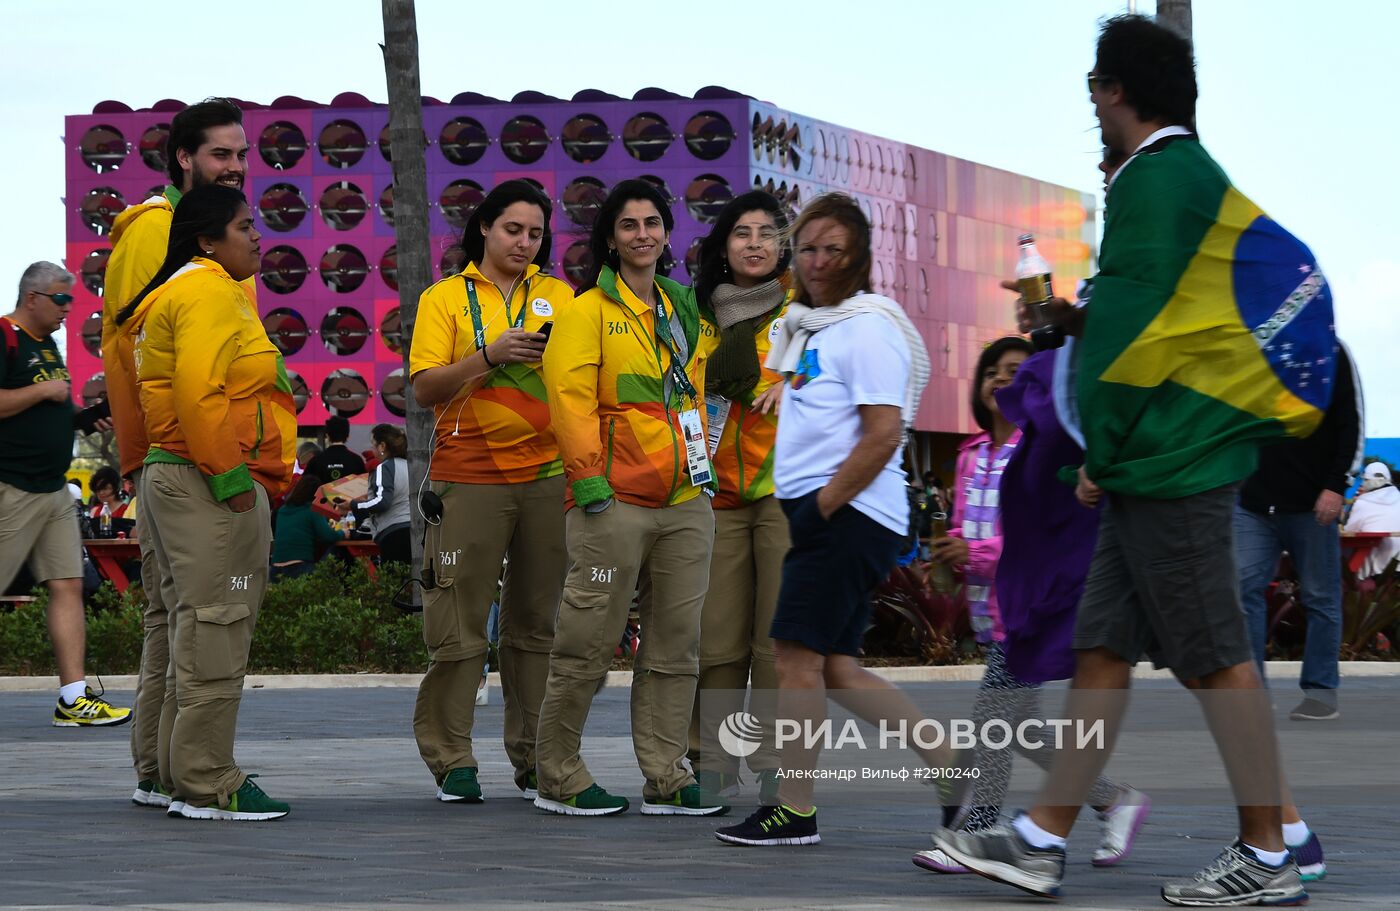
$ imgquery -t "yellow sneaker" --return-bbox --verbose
[53,687,131,727]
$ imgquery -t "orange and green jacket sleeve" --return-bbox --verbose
[543,288,611,507]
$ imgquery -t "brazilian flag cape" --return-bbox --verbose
[1080,135,1337,499]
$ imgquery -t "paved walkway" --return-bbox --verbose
[1,680,1392,910]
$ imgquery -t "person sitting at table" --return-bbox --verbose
[350,424,410,565]
[1344,461,1400,579]
[270,472,346,580]
[88,466,129,524]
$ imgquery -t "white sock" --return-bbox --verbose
[1013,813,1068,849]
[59,680,87,705]
[1282,820,1310,846]
[1244,843,1290,867]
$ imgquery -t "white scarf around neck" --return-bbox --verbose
[765,292,931,421]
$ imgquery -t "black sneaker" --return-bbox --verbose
[934,822,1066,898]
[1288,698,1338,721]
[1161,841,1306,906]
[715,804,820,846]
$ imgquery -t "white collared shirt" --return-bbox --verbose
[1106,124,1193,193]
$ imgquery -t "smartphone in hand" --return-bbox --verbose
[74,399,111,434]
[538,321,553,342]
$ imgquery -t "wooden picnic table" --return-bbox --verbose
[83,538,141,593]
[336,538,381,580]
[1340,531,1400,577]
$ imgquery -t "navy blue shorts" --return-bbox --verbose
[770,491,904,656]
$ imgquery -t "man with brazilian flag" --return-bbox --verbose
[934,14,1329,908]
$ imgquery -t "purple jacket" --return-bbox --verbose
[993,349,1102,684]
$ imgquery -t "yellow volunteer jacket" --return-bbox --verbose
[134,258,294,500]
[711,301,790,509]
[408,262,572,484]
[544,266,719,510]
[104,187,258,477]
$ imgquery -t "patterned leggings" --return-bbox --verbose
[959,642,1120,831]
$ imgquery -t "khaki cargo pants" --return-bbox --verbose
[143,462,269,808]
[691,494,788,774]
[535,495,714,802]
[412,475,566,787]
[129,467,175,790]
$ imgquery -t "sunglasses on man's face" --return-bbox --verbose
[1086,72,1118,93]
[35,291,74,306]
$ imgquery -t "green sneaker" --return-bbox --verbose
[642,782,730,816]
[696,770,741,799]
[437,767,483,803]
[518,768,539,800]
[177,775,289,821]
[131,779,172,808]
[756,768,781,806]
[534,783,630,816]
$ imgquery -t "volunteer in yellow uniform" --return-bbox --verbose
[103,97,251,811]
[408,180,573,803]
[688,191,792,804]
[536,179,725,817]
[117,184,297,821]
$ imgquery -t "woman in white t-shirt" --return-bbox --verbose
[716,192,937,848]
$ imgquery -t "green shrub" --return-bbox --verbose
[0,560,428,675]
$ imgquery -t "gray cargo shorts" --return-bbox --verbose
[1073,484,1254,681]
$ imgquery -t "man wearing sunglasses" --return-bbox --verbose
[0,262,129,728]
[102,97,250,811]
[936,13,1333,909]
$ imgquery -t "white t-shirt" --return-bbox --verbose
[774,312,910,534]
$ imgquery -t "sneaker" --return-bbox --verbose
[696,770,741,800]
[756,768,781,806]
[1092,786,1151,867]
[715,804,819,846]
[642,782,730,816]
[517,768,539,801]
[131,779,172,808]
[1288,698,1338,721]
[53,687,131,727]
[534,783,629,816]
[934,822,1066,898]
[1288,830,1326,882]
[1161,841,1307,907]
[166,799,185,817]
[175,776,289,821]
[436,767,483,803]
[913,845,969,874]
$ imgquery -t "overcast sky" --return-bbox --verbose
[4,0,1396,434]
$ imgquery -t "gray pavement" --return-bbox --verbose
[0,680,1393,910]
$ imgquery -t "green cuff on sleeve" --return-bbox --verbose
[208,463,255,502]
[571,475,614,507]
[1056,464,1080,488]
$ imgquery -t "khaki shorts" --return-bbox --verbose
[0,482,83,587]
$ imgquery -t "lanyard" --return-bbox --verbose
[464,276,527,352]
[646,291,697,403]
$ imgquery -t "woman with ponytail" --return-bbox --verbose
[121,183,297,821]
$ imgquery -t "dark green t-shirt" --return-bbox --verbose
[0,319,75,493]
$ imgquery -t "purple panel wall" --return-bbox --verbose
[65,91,1089,437]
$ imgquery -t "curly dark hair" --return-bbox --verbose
[1095,14,1197,129]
